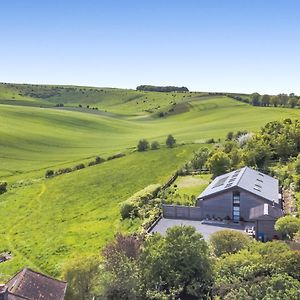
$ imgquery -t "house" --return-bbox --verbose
[161,167,283,241]
[197,167,281,222]
[0,268,67,300]
[196,166,283,241]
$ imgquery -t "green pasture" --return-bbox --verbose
[2,96,300,183]
[0,146,198,280]
[1,83,300,280]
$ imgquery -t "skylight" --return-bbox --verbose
[213,176,229,188]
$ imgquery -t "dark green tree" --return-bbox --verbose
[261,94,270,106]
[166,134,176,148]
[207,151,231,177]
[150,141,160,150]
[137,139,149,151]
[250,93,261,106]
[0,181,7,194]
[140,226,213,299]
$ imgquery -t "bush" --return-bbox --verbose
[74,163,85,171]
[166,134,176,148]
[206,138,216,144]
[120,184,161,219]
[120,201,138,219]
[210,230,252,257]
[56,168,72,175]
[45,170,54,178]
[275,216,300,239]
[107,153,126,160]
[226,131,234,141]
[0,182,7,194]
[137,139,149,152]
[95,156,105,164]
[150,141,160,150]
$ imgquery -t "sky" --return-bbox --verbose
[1,0,300,94]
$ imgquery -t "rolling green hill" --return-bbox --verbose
[1,83,300,280]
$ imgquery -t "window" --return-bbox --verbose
[213,176,229,188]
[232,191,240,222]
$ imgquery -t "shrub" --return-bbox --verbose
[120,201,138,219]
[150,141,160,150]
[137,139,149,152]
[206,138,215,144]
[0,182,7,194]
[226,131,234,141]
[95,156,105,164]
[210,230,252,257]
[166,134,176,148]
[107,153,126,160]
[56,168,72,175]
[120,184,161,219]
[45,170,54,178]
[74,163,85,171]
[275,216,300,239]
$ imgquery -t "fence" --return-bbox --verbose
[162,204,202,221]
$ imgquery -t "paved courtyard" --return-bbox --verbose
[150,218,246,240]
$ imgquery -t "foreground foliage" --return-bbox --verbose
[209,230,252,257]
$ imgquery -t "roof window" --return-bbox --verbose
[213,176,229,188]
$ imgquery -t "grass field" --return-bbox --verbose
[1,83,300,280]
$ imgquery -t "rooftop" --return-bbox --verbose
[198,167,279,203]
[5,268,67,300]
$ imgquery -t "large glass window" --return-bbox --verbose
[232,191,240,222]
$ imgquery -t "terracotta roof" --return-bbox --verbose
[5,268,67,300]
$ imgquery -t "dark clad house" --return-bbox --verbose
[197,167,283,240]
[0,268,67,300]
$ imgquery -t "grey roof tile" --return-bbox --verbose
[198,167,279,203]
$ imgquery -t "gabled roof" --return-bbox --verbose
[249,203,283,220]
[198,167,279,203]
[6,268,67,300]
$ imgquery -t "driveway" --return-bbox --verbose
[150,218,246,240]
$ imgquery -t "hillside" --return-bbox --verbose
[1,83,300,280]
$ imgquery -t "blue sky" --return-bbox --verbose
[1,0,300,94]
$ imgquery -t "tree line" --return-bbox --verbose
[229,92,300,108]
[137,135,176,151]
[136,85,189,93]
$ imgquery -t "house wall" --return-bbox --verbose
[198,188,270,221]
[255,219,281,241]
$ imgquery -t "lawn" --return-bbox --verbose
[173,174,212,197]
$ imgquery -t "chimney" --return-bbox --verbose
[0,285,8,300]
